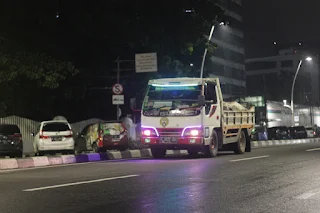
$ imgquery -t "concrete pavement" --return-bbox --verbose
[1,142,320,212]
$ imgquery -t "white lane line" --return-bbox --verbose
[23,174,140,192]
[230,155,269,162]
[306,148,320,152]
[0,157,149,174]
[296,190,320,199]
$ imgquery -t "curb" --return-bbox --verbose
[251,138,320,148]
[0,149,186,170]
[0,138,319,170]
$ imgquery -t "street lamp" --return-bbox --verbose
[200,17,226,79]
[284,56,312,126]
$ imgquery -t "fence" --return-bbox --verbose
[0,116,104,154]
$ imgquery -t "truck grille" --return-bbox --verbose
[157,128,182,137]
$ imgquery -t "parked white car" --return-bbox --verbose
[306,127,315,138]
[33,120,75,155]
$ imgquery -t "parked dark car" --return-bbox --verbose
[288,126,308,139]
[0,124,23,157]
[74,121,128,153]
[267,126,290,140]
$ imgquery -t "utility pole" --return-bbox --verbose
[113,57,135,121]
[116,57,120,121]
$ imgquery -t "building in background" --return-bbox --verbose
[245,47,319,105]
[205,0,245,98]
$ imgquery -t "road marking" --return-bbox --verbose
[0,157,149,174]
[306,148,320,152]
[23,174,140,192]
[230,155,269,162]
[296,190,320,199]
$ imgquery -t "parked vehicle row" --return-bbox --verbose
[252,125,318,141]
[0,119,129,157]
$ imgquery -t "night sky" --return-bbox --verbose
[245,0,320,58]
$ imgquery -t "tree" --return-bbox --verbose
[0,38,79,118]
[0,50,78,88]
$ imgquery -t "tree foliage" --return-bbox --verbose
[0,0,224,120]
[0,50,78,88]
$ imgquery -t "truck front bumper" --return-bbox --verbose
[141,137,205,151]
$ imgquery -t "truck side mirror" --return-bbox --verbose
[198,95,205,106]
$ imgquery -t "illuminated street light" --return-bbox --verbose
[306,57,312,61]
[200,15,227,78]
[284,56,313,125]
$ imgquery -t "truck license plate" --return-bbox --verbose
[160,137,177,143]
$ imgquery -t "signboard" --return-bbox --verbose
[135,52,158,73]
[112,84,123,95]
[112,95,124,105]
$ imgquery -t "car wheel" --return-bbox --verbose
[118,146,128,152]
[92,143,100,153]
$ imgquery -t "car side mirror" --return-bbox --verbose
[198,95,205,106]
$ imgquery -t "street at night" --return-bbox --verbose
[2,1,320,212]
[1,143,320,213]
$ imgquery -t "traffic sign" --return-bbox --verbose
[112,95,124,105]
[135,52,158,73]
[112,84,123,95]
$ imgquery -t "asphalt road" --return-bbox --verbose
[1,143,320,213]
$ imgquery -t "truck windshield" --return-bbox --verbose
[142,85,202,117]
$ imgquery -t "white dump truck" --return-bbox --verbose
[140,77,255,158]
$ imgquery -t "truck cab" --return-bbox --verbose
[140,77,255,158]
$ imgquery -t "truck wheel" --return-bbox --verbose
[234,130,246,154]
[151,148,166,159]
[204,130,219,158]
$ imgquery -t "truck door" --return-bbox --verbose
[204,82,217,115]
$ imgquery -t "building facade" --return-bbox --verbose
[245,48,319,105]
[205,0,245,98]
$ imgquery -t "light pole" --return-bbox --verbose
[283,56,312,126]
[199,17,226,79]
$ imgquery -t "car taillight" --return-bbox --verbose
[141,127,158,137]
[39,131,49,139]
[181,126,202,137]
[10,133,22,141]
[64,130,73,138]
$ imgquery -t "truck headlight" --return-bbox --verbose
[141,126,159,137]
[182,126,202,137]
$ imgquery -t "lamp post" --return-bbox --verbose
[283,56,312,126]
[199,17,226,79]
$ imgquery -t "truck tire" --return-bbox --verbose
[234,130,246,154]
[204,130,219,158]
[151,148,166,159]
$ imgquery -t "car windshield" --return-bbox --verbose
[0,125,20,135]
[276,127,287,131]
[101,123,125,134]
[42,122,70,132]
[293,126,305,131]
[142,85,202,116]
